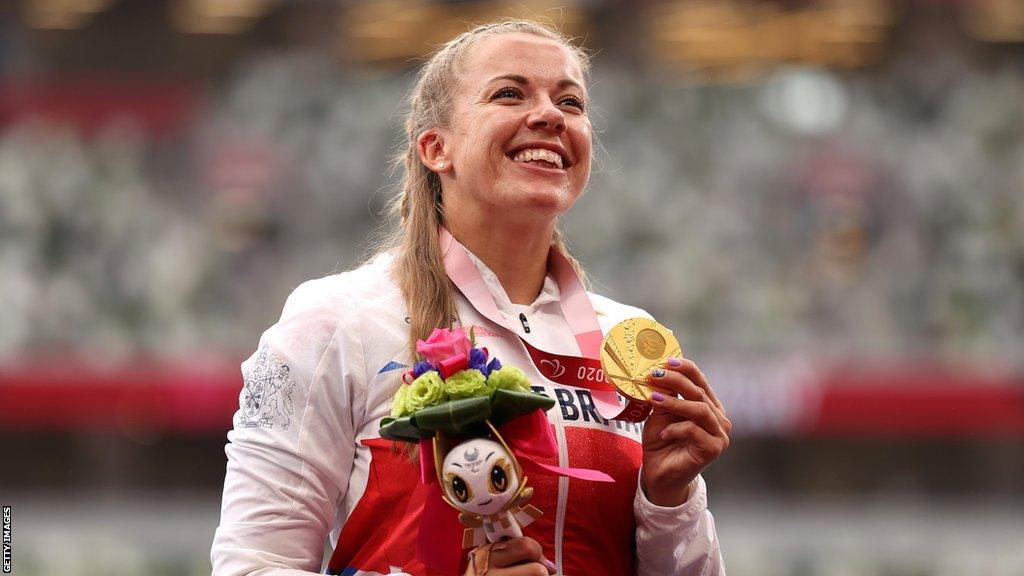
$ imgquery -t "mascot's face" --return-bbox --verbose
[441,437,520,517]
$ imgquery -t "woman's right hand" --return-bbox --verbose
[465,537,557,575]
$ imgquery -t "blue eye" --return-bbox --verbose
[492,86,523,100]
[560,96,586,111]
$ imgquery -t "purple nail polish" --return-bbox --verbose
[544,558,557,570]
[667,357,682,367]
[651,391,666,402]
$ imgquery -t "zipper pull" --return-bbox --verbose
[518,312,531,334]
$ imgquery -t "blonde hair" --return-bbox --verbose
[381,19,592,358]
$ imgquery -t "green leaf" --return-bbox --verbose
[379,416,430,442]
[489,389,555,427]
[379,389,556,443]
[413,397,492,435]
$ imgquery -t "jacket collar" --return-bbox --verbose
[463,250,561,315]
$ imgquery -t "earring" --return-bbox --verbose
[437,162,446,170]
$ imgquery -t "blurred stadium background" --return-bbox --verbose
[1,0,1023,575]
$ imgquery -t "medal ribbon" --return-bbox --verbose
[439,227,652,422]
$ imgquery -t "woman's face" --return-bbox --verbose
[436,33,592,224]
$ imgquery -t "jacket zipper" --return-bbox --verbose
[518,312,531,334]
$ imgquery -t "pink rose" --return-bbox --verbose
[416,328,471,365]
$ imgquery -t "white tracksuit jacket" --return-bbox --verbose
[212,252,725,576]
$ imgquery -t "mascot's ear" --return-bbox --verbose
[514,486,534,506]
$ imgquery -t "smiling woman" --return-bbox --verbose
[419,31,594,308]
[424,33,591,221]
[212,19,728,576]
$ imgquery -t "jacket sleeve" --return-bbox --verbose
[211,279,366,576]
[634,473,726,576]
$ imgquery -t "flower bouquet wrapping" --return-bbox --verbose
[380,328,613,574]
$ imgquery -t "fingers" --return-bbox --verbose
[667,357,724,413]
[648,359,732,435]
[484,537,556,575]
[649,368,705,403]
[650,393,723,437]
[660,420,730,456]
[488,536,543,567]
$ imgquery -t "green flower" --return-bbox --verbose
[391,372,447,417]
[486,366,531,393]
[444,369,492,400]
[389,385,413,418]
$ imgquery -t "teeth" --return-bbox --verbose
[512,148,564,169]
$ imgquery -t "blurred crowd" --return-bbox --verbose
[3,5,1024,576]
[1,35,1022,369]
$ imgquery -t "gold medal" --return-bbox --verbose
[600,318,681,402]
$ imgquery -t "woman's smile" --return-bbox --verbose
[509,150,567,174]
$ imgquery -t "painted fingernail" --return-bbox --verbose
[544,558,557,570]
[651,391,666,402]
[667,357,682,367]
[650,368,666,378]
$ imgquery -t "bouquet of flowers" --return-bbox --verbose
[380,328,611,574]
[380,327,554,442]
